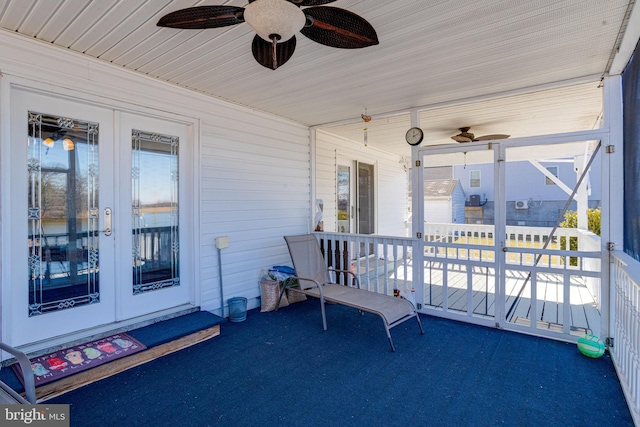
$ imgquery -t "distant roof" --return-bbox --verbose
[424,166,453,180]
[424,179,460,197]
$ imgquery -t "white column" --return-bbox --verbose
[602,74,624,341]
[410,110,425,309]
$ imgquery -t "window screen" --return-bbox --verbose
[623,46,640,261]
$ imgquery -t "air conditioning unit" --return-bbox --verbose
[515,200,529,210]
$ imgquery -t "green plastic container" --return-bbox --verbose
[228,297,248,322]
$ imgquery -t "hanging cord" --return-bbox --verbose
[505,141,602,320]
[361,108,371,147]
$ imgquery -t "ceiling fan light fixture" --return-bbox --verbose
[244,0,306,42]
[62,138,75,151]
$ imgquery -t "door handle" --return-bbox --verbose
[102,207,112,236]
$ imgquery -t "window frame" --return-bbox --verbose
[545,165,559,185]
[469,170,481,188]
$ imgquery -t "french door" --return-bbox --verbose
[6,88,193,347]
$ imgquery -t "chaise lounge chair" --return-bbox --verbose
[281,234,424,351]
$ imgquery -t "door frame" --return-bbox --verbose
[336,159,355,234]
[414,129,609,341]
[115,111,196,321]
[417,142,501,329]
[1,77,200,351]
[335,157,378,235]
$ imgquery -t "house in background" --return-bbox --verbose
[452,148,602,227]
[424,179,466,224]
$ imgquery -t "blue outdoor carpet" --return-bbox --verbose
[48,300,633,427]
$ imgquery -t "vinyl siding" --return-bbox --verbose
[199,114,310,312]
[425,199,452,224]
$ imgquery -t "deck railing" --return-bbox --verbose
[316,225,601,303]
[611,251,640,426]
[423,223,602,307]
[314,232,414,296]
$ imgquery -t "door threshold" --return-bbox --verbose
[15,304,198,358]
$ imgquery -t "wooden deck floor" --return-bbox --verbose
[424,265,600,336]
[353,258,601,338]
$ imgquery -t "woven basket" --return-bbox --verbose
[285,285,307,304]
[260,279,289,312]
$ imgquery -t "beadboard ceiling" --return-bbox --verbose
[0,0,636,155]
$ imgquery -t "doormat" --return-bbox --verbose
[12,332,147,388]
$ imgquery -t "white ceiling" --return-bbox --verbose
[321,81,604,156]
[0,0,635,156]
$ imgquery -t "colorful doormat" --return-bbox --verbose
[13,332,147,388]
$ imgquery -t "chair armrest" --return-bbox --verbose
[284,275,329,299]
[286,276,322,290]
[330,269,361,289]
[0,342,36,404]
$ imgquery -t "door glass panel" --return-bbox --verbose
[337,165,351,233]
[131,130,179,295]
[357,162,375,234]
[27,112,100,316]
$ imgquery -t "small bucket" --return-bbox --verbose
[228,297,248,322]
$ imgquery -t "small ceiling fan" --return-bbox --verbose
[450,127,510,143]
[157,0,379,70]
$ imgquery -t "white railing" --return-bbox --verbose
[316,226,601,302]
[578,230,602,306]
[611,251,640,426]
[313,232,415,297]
[423,223,601,306]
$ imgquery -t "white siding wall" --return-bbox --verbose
[452,185,467,224]
[424,199,452,224]
[315,130,409,237]
[453,156,602,202]
[0,32,310,318]
[199,114,310,313]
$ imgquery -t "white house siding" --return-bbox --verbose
[452,184,467,224]
[0,31,310,330]
[454,154,602,203]
[315,130,409,237]
[199,116,310,314]
[425,199,452,224]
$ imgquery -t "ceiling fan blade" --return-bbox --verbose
[157,6,245,29]
[248,0,338,4]
[291,0,339,5]
[252,35,297,70]
[301,7,379,49]
[475,134,511,141]
[451,135,473,143]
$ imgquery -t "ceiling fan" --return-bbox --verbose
[450,127,510,143]
[157,0,379,70]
